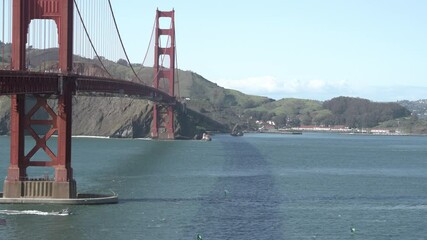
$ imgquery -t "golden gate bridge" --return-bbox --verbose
[0,0,178,202]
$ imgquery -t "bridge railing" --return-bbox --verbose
[0,70,176,105]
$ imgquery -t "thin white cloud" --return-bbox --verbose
[215,76,279,93]
[214,76,351,99]
[214,76,427,101]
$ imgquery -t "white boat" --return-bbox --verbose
[201,133,211,141]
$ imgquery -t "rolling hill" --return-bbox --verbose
[0,46,424,136]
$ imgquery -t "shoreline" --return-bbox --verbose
[0,135,152,140]
[249,130,426,137]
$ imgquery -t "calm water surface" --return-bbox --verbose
[0,133,426,240]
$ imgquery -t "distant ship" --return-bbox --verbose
[201,133,212,141]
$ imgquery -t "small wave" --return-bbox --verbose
[284,204,427,212]
[72,135,110,139]
[0,209,70,216]
[369,204,427,211]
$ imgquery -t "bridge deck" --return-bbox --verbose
[0,70,175,104]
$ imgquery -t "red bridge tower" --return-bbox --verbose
[3,0,76,199]
[151,10,176,140]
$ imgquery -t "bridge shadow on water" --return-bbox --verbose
[180,138,286,240]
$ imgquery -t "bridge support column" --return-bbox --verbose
[151,10,176,140]
[54,77,75,198]
[3,0,76,199]
[151,104,174,139]
[3,95,26,198]
[3,78,76,199]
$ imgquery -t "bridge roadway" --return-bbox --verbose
[0,70,176,105]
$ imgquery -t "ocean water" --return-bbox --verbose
[0,133,426,240]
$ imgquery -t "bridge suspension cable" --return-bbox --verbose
[175,45,180,99]
[72,0,154,83]
[73,0,113,78]
[0,0,11,69]
[106,0,143,83]
[139,18,156,71]
[1,0,4,68]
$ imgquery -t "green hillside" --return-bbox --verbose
[0,46,421,136]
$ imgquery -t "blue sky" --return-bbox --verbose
[3,0,426,101]
[110,0,427,101]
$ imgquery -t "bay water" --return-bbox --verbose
[0,133,426,239]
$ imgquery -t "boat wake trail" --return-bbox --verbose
[0,209,70,216]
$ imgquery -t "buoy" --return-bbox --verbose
[351,227,356,233]
[196,234,203,240]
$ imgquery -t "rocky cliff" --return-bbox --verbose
[0,94,228,138]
